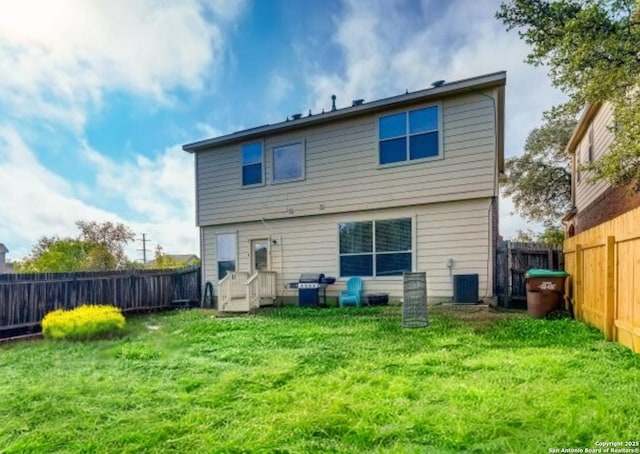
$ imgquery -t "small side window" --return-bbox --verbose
[242,142,263,186]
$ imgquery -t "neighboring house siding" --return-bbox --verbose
[574,103,614,212]
[196,91,497,227]
[202,199,493,300]
[568,102,640,234]
[201,226,216,288]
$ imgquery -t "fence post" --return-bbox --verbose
[575,243,583,320]
[604,236,616,341]
[506,241,512,306]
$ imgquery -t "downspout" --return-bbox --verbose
[467,87,500,299]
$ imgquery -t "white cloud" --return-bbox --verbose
[204,0,248,21]
[0,126,125,258]
[304,0,564,239]
[196,123,223,140]
[0,0,242,259]
[85,144,195,223]
[0,126,199,260]
[0,0,230,130]
[84,143,198,254]
[266,72,294,105]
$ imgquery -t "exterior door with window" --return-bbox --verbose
[251,239,269,273]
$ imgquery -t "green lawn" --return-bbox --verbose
[1,305,639,453]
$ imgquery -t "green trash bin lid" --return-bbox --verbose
[525,269,568,278]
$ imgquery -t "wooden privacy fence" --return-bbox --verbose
[564,207,640,354]
[0,266,201,332]
[496,239,564,308]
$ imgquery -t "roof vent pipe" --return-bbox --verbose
[331,94,337,111]
[351,99,364,106]
[431,80,445,87]
[291,113,302,120]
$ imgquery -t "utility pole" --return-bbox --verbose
[138,233,150,264]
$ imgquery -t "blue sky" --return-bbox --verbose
[0,0,564,262]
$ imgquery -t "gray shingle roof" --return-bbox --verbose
[183,71,506,152]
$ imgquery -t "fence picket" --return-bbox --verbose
[564,206,640,354]
[0,266,201,332]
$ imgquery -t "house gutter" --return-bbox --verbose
[563,103,602,208]
[564,103,602,155]
[183,71,507,152]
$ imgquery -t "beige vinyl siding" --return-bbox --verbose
[575,103,615,211]
[196,92,497,226]
[202,199,493,301]
[201,226,215,283]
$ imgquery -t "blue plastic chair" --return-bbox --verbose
[339,277,363,308]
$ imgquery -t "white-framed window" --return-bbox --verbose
[587,127,594,162]
[216,233,237,280]
[338,218,412,277]
[241,142,263,186]
[379,105,441,165]
[273,141,305,183]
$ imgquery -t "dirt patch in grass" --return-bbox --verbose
[429,303,527,333]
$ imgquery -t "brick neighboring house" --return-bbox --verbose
[562,102,640,236]
[0,243,14,274]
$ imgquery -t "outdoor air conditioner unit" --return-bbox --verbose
[453,274,479,304]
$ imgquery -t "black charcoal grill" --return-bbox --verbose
[297,273,326,307]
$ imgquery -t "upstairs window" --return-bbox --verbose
[241,142,263,186]
[587,127,594,162]
[379,105,440,165]
[273,142,305,182]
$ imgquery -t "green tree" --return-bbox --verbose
[76,221,135,269]
[497,0,640,189]
[514,224,565,246]
[16,221,136,273]
[538,225,566,245]
[150,245,180,269]
[503,115,575,225]
[16,239,93,273]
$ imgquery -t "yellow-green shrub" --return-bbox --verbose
[42,305,126,340]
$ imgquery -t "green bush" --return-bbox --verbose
[42,305,126,340]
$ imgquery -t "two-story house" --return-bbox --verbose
[563,102,640,236]
[183,71,506,311]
